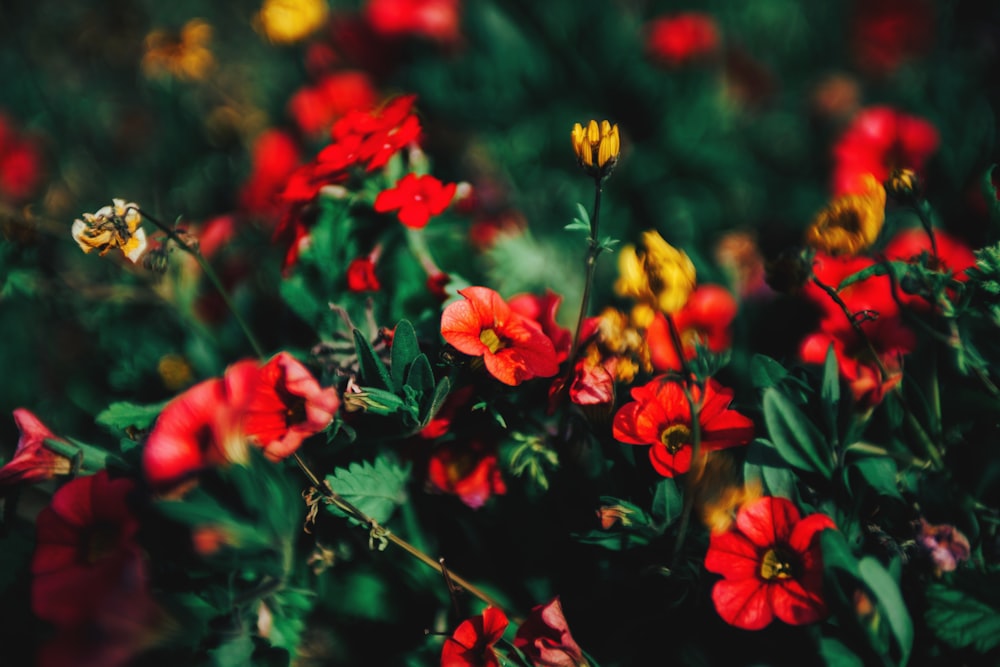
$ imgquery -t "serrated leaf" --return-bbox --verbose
[858,557,913,666]
[762,387,833,478]
[390,320,420,391]
[353,328,392,390]
[751,354,788,390]
[925,582,1000,653]
[325,456,411,527]
[96,399,169,434]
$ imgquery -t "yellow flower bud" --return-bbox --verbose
[571,119,621,177]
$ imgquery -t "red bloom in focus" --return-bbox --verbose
[427,440,506,509]
[645,13,720,67]
[646,284,738,372]
[509,290,572,364]
[375,173,457,228]
[347,255,382,292]
[441,286,560,385]
[0,113,44,203]
[332,93,422,171]
[287,70,379,137]
[0,409,72,485]
[832,106,939,196]
[239,130,302,219]
[705,496,836,630]
[613,377,754,477]
[513,597,589,667]
[441,606,508,667]
[365,0,461,46]
[226,352,341,462]
[851,0,934,77]
[32,471,143,627]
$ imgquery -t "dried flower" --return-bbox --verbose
[916,518,971,574]
[71,199,147,263]
[571,120,620,178]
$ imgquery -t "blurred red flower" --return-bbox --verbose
[441,286,560,385]
[375,173,457,228]
[832,106,939,196]
[441,606,508,667]
[365,0,462,46]
[427,440,506,509]
[513,597,589,667]
[0,408,71,486]
[884,227,976,280]
[850,0,934,77]
[646,284,738,372]
[0,113,44,203]
[332,93,422,170]
[613,377,754,478]
[705,496,835,630]
[509,290,572,364]
[288,70,379,137]
[346,255,382,292]
[645,13,720,67]
[238,130,302,219]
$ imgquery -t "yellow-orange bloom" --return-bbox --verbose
[256,0,329,44]
[805,173,886,256]
[615,230,697,315]
[571,119,620,176]
[71,199,147,263]
[142,19,215,81]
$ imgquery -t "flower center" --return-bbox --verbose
[760,546,797,580]
[83,522,120,565]
[479,328,505,354]
[659,423,691,454]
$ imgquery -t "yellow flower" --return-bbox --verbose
[571,119,620,177]
[885,168,920,203]
[256,0,328,44]
[142,19,215,81]
[805,173,886,256]
[71,199,147,263]
[615,230,697,315]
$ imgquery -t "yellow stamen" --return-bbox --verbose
[479,328,503,354]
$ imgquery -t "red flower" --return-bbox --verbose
[239,130,302,219]
[705,496,836,630]
[31,471,143,627]
[851,0,934,76]
[374,173,457,228]
[508,290,572,363]
[645,13,720,67]
[884,227,976,281]
[568,356,616,407]
[646,284,738,372]
[613,377,754,477]
[0,113,44,203]
[287,70,379,137]
[347,255,382,292]
[441,606,509,667]
[332,93,422,170]
[803,252,899,335]
[419,385,475,439]
[0,409,72,486]
[441,286,560,385]
[427,440,506,509]
[226,352,341,462]
[513,597,589,667]
[365,0,462,46]
[832,106,939,196]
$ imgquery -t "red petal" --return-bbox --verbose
[705,530,761,579]
[789,512,837,554]
[649,443,691,477]
[712,578,774,630]
[441,300,488,356]
[398,203,432,228]
[769,578,827,626]
[736,496,800,548]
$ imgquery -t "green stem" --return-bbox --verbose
[137,208,266,360]
[915,201,939,261]
[672,381,702,568]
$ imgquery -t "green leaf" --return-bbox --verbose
[405,353,435,397]
[745,439,797,499]
[353,328,392,390]
[858,557,913,666]
[847,457,903,501]
[390,320,420,391]
[821,343,840,444]
[419,377,452,430]
[750,354,788,389]
[209,628,254,667]
[651,478,683,526]
[325,455,412,527]
[818,637,865,667]
[982,164,1000,226]
[95,399,169,434]
[925,581,1000,653]
[762,387,833,478]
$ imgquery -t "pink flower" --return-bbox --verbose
[0,409,72,485]
[513,597,589,667]
[374,173,457,228]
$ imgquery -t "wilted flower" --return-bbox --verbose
[571,119,620,178]
[705,496,836,630]
[256,0,329,44]
[805,173,886,256]
[514,597,589,667]
[141,19,215,81]
[0,409,72,486]
[616,230,697,315]
[916,518,971,574]
[71,199,148,263]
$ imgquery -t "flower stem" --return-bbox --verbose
[137,208,266,360]
[672,381,702,568]
[915,201,939,261]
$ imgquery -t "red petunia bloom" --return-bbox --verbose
[646,284,738,372]
[332,93,422,171]
[0,409,72,486]
[441,286,560,385]
[31,471,143,627]
[238,129,302,219]
[441,606,509,667]
[374,173,457,228]
[705,496,836,630]
[427,440,506,509]
[226,352,341,462]
[613,377,754,478]
[645,13,720,67]
[513,597,589,667]
[508,290,572,364]
[346,255,382,292]
[365,0,462,46]
[832,106,939,196]
[287,70,379,138]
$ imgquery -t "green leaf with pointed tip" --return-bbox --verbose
[390,320,420,391]
[858,557,912,666]
[751,354,788,390]
[821,343,840,444]
[651,477,683,527]
[96,399,169,435]
[847,457,902,501]
[353,328,392,390]
[404,353,435,397]
[419,377,452,430]
[818,637,865,667]
[325,455,411,527]
[762,387,833,478]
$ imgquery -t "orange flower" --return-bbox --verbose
[441,286,560,385]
